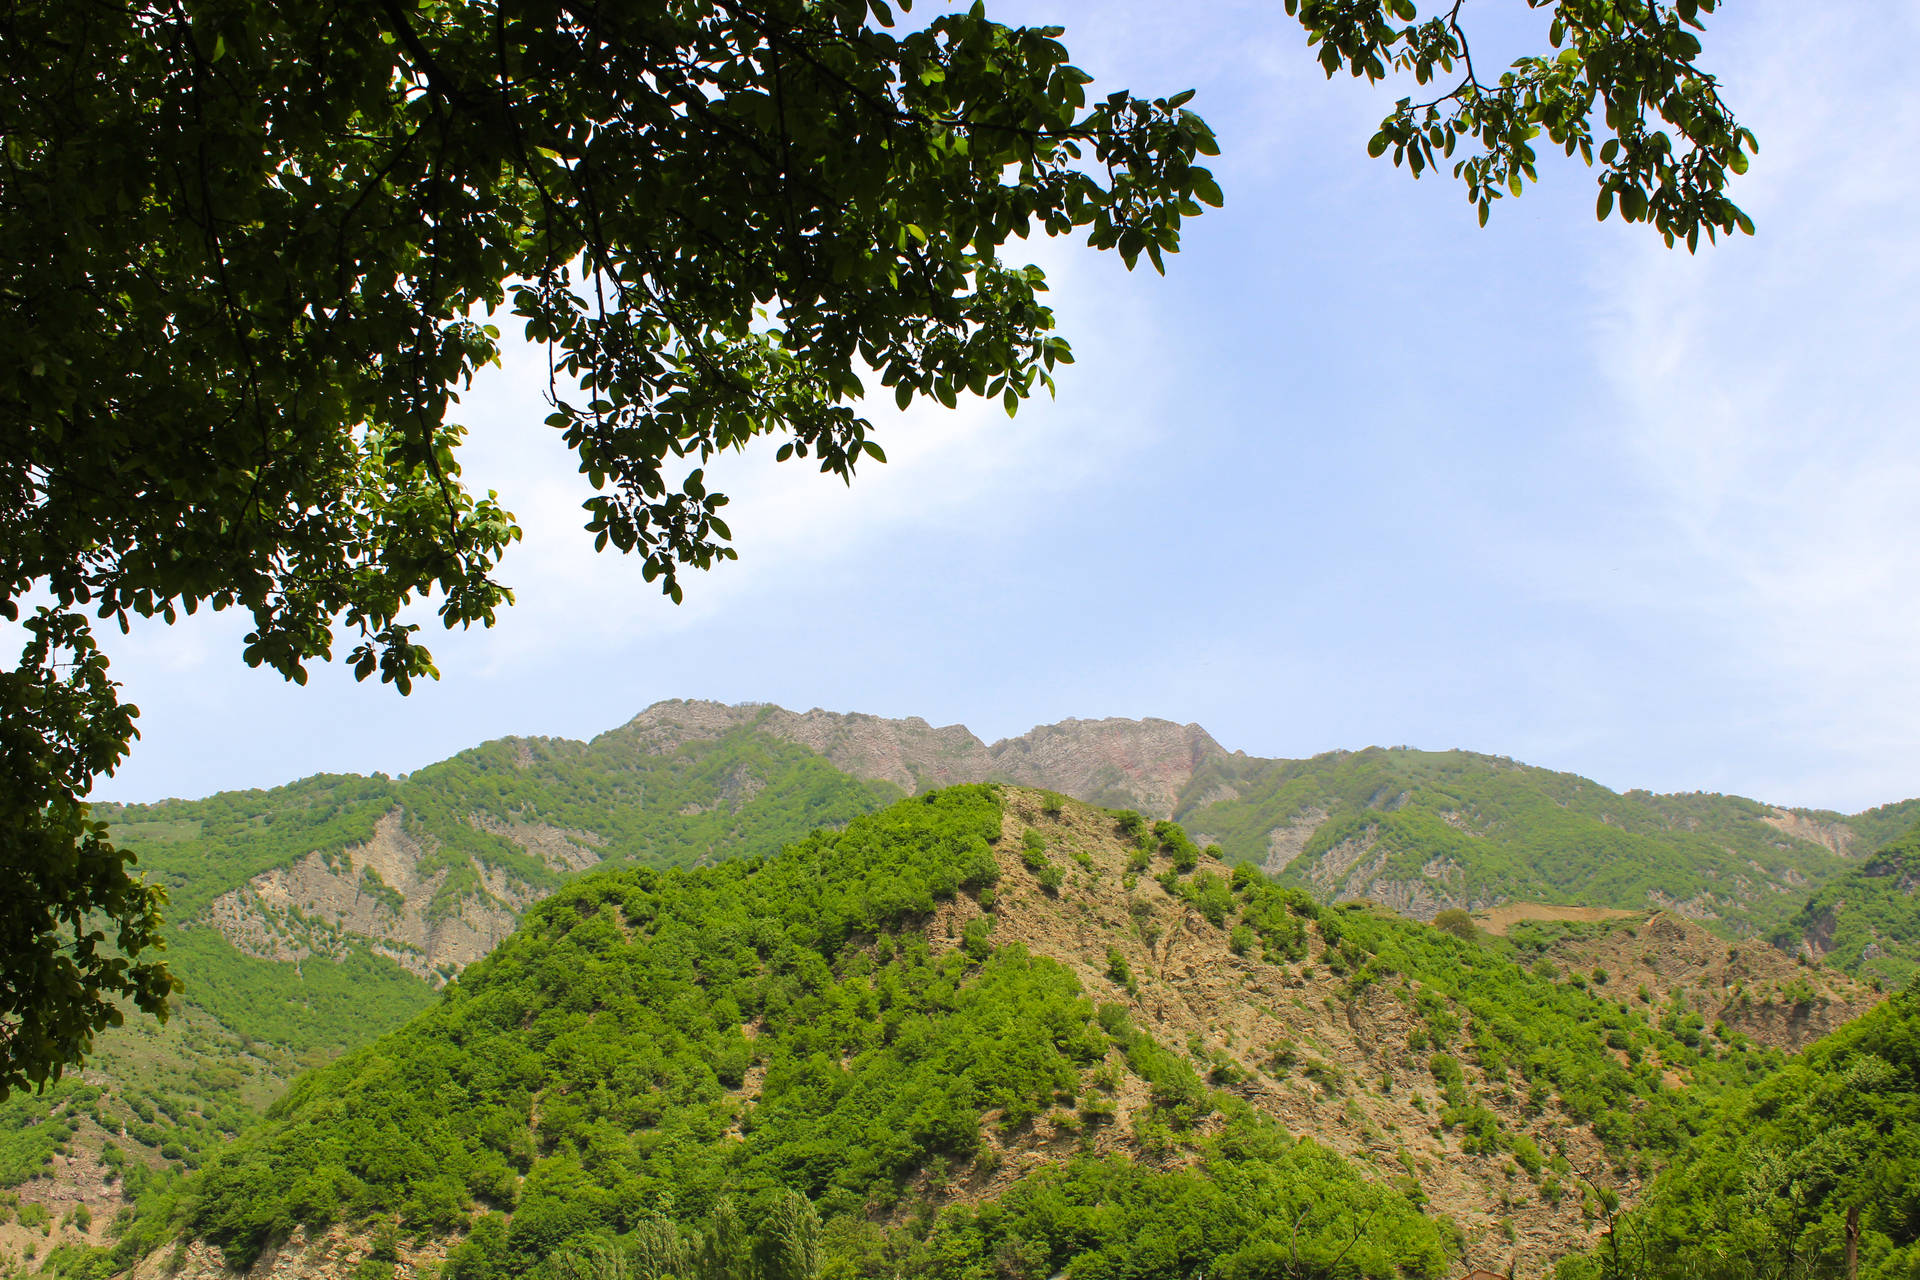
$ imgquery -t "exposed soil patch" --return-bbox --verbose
[1475,903,1639,937]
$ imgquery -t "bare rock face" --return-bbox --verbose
[468,813,606,872]
[129,1225,453,1280]
[1262,807,1329,875]
[621,700,995,791]
[1763,808,1857,859]
[986,717,1225,817]
[620,700,1227,817]
[205,810,552,982]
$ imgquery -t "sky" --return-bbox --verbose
[69,0,1920,813]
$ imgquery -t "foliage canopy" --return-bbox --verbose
[0,0,1751,1092]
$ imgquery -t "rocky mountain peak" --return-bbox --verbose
[617,700,1226,816]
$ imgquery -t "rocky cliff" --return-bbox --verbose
[620,699,1228,816]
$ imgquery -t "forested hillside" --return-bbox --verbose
[0,725,899,1276]
[4,705,1914,1280]
[1558,984,1920,1278]
[607,703,1904,943]
[99,788,1869,1280]
[1171,747,1864,940]
[1776,820,1920,987]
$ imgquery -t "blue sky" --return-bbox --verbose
[79,1,1920,813]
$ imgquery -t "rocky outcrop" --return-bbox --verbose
[618,700,1227,817]
[468,813,606,872]
[205,811,537,982]
[1262,807,1329,875]
[1763,808,1857,858]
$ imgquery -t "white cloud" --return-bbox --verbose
[441,234,1178,668]
[1564,2,1920,808]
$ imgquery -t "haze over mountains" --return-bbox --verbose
[5,702,1920,1280]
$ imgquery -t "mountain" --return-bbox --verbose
[1776,819,1920,987]
[583,703,1901,942]
[0,723,902,1277]
[4,703,1913,1280]
[132,789,1874,1280]
[102,701,1911,1022]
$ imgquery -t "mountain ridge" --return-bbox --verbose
[618,699,1227,814]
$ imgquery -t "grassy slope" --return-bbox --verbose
[1173,747,1857,938]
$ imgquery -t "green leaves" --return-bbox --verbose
[2,0,1225,1096]
[1286,0,1755,247]
[0,609,176,1097]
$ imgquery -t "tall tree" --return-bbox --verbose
[0,0,1752,1095]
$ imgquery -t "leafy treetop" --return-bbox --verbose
[0,0,1752,1094]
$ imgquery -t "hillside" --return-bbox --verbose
[95,701,1913,1047]
[93,722,901,1051]
[1776,820,1920,987]
[613,703,1892,941]
[121,788,1869,1280]
[5,702,1912,1280]
[1558,983,1920,1278]
[0,725,902,1277]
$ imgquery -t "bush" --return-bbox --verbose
[1020,830,1048,872]
[1432,909,1478,942]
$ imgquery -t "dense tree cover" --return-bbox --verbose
[0,723,903,1243]
[857,1134,1453,1280]
[1177,746,1858,939]
[1556,983,1920,1280]
[1773,822,1920,987]
[1,0,1757,1094]
[169,787,1457,1279]
[0,0,1218,1093]
[84,786,1816,1280]
[184,787,1009,1266]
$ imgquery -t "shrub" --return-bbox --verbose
[1432,909,1478,942]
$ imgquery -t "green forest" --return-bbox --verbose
[0,0,1904,1274]
[10,785,1904,1280]
[6,723,1920,1280]
[1774,823,1920,987]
